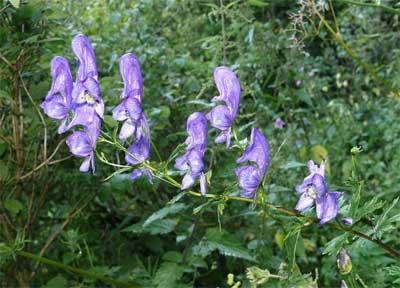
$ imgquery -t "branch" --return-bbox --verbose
[337,0,400,15]
[185,190,400,259]
[16,250,138,287]
[314,3,400,95]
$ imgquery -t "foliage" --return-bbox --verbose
[0,0,400,287]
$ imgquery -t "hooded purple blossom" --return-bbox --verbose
[40,56,73,134]
[175,112,208,195]
[235,128,269,199]
[295,160,342,225]
[206,66,240,148]
[112,53,152,183]
[274,117,285,129]
[68,34,104,129]
[41,34,102,173]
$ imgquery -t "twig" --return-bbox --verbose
[16,250,137,287]
[18,71,48,161]
[19,139,65,180]
[314,3,400,95]
[336,0,400,15]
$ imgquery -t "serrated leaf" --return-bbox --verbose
[153,262,184,288]
[192,228,255,261]
[124,219,178,235]
[323,233,349,256]
[9,0,20,9]
[144,203,186,227]
[354,197,385,222]
[43,275,67,288]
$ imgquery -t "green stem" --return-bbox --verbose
[186,190,400,259]
[100,134,400,259]
[336,0,400,15]
[16,250,138,287]
[315,7,400,95]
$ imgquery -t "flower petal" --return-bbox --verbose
[66,131,93,157]
[181,173,195,190]
[235,165,260,199]
[71,34,98,81]
[295,193,315,211]
[206,105,232,131]
[119,53,143,102]
[125,136,150,164]
[119,120,136,140]
[41,95,69,120]
[186,112,208,151]
[317,192,342,225]
[236,128,270,175]
[213,66,240,116]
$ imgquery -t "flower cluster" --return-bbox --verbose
[235,128,270,198]
[175,112,208,195]
[41,34,103,172]
[41,35,342,225]
[112,53,152,183]
[206,66,240,148]
[174,67,269,199]
[295,160,342,225]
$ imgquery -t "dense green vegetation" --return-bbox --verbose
[1,0,400,287]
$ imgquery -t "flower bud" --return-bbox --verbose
[337,248,352,275]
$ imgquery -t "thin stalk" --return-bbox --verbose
[314,7,400,95]
[101,132,400,259]
[185,190,400,258]
[16,250,137,287]
[336,0,400,15]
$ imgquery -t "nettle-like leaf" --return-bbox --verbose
[123,219,178,235]
[323,233,349,256]
[143,203,186,227]
[351,196,385,222]
[192,228,255,262]
[153,261,184,288]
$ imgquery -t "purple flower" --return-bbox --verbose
[68,34,104,129]
[274,117,285,129]
[206,66,240,148]
[295,160,342,225]
[41,34,102,173]
[113,53,152,183]
[175,112,208,195]
[40,56,73,134]
[235,128,269,198]
[342,217,353,226]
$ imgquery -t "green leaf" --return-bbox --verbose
[4,199,23,217]
[143,203,186,227]
[43,275,67,288]
[281,161,306,170]
[9,0,20,9]
[192,228,255,261]
[124,219,178,235]
[153,262,184,288]
[247,0,269,7]
[322,233,349,256]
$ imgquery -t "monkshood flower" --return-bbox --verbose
[40,56,73,134]
[113,53,152,183]
[206,66,240,148]
[235,128,269,199]
[295,160,342,225]
[112,54,144,140]
[41,34,102,173]
[274,117,285,129]
[175,112,208,195]
[68,34,104,129]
